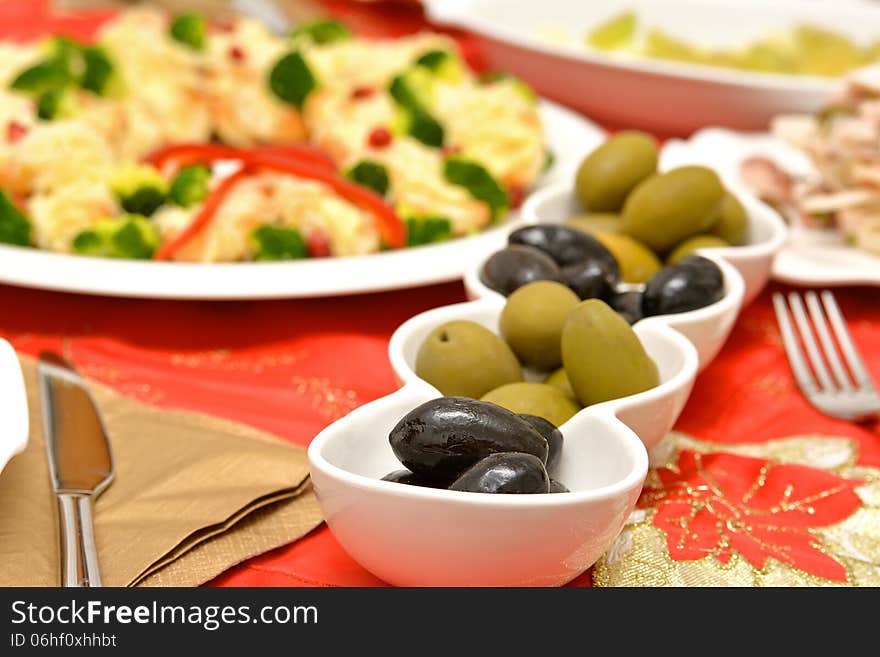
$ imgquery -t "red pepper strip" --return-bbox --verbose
[153,165,255,261]
[248,144,337,171]
[153,154,407,260]
[144,143,337,176]
[244,153,407,250]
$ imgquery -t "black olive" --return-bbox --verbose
[561,260,616,300]
[381,469,451,489]
[389,397,549,479]
[449,452,550,494]
[548,479,570,493]
[480,245,562,297]
[509,225,619,276]
[608,290,645,325]
[518,414,563,475]
[642,255,724,316]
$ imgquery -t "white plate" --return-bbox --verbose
[424,0,880,134]
[0,101,604,300]
[0,339,28,478]
[677,127,880,287]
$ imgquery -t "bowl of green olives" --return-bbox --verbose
[522,131,787,306]
[389,292,698,451]
[308,380,648,586]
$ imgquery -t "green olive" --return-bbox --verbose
[667,234,730,265]
[416,320,523,398]
[544,367,576,400]
[481,382,581,427]
[594,231,662,284]
[621,166,725,252]
[565,213,621,236]
[562,299,660,406]
[574,131,658,212]
[711,192,748,245]
[500,281,580,371]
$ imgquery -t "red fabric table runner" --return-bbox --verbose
[2,1,878,587]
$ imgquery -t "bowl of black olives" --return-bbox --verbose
[308,383,648,587]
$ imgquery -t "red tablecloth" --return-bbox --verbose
[2,1,879,587]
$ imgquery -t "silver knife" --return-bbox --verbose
[39,352,114,588]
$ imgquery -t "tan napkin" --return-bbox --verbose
[0,355,324,587]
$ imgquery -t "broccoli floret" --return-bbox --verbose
[10,60,70,95]
[11,37,119,99]
[291,19,351,45]
[444,157,509,221]
[406,215,452,247]
[80,46,116,95]
[110,164,167,216]
[477,70,537,103]
[415,49,464,82]
[415,50,450,71]
[405,109,444,148]
[388,70,445,148]
[169,165,210,208]
[72,215,159,259]
[36,86,79,120]
[345,161,389,197]
[249,225,307,261]
[268,51,317,108]
[389,68,434,111]
[169,12,206,50]
[0,190,31,246]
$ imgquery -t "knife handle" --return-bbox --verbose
[57,494,102,587]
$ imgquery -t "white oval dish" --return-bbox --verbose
[0,339,28,478]
[309,290,700,586]
[424,0,880,134]
[0,100,603,300]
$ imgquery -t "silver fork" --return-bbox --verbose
[772,290,880,421]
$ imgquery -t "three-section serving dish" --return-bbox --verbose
[308,135,789,586]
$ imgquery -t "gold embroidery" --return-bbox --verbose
[594,434,880,587]
[290,376,360,420]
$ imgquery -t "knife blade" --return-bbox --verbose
[39,352,114,587]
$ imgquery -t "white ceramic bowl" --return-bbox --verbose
[464,243,744,372]
[519,182,786,307]
[424,0,880,134]
[309,382,650,587]
[308,297,699,586]
[0,339,28,477]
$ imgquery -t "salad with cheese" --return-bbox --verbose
[0,9,547,262]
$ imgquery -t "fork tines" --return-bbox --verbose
[772,290,879,420]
